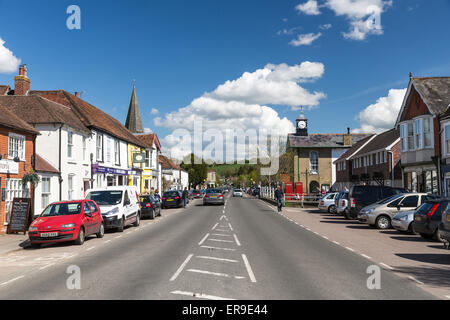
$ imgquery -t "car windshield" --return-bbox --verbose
[234,189,242,192]
[377,194,403,205]
[206,189,222,194]
[86,191,123,206]
[41,202,82,217]
[164,191,179,197]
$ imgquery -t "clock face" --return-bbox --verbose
[298,121,306,129]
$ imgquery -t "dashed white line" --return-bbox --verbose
[105,240,112,244]
[332,241,340,245]
[379,263,394,270]
[211,223,219,230]
[201,245,236,251]
[171,290,235,301]
[233,234,241,246]
[345,247,355,252]
[196,256,238,263]
[209,239,234,243]
[1,275,25,286]
[39,263,55,270]
[198,233,210,246]
[86,246,96,251]
[228,223,234,231]
[187,269,236,278]
[115,235,122,239]
[211,233,232,237]
[215,229,229,232]
[242,254,257,283]
[170,254,194,281]
[360,254,372,260]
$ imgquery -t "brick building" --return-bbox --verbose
[0,103,39,233]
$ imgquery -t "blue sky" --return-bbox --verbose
[0,0,450,156]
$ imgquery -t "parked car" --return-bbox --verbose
[252,188,261,197]
[233,188,243,197]
[28,200,104,248]
[347,185,408,220]
[439,205,450,243]
[162,190,183,208]
[318,193,338,214]
[358,193,431,229]
[392,209,418,234]
[413,198,450,242]
[139,195,162,219]
[192,189,203,198]
[203,188,225,205]
[336,192,349,215]
[86,186,141,232]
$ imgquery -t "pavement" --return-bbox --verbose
[0,194,437,300]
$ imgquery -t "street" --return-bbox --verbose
[0,194,435,300]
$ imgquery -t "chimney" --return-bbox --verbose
[343,127,352,146]
[14,64,30,95]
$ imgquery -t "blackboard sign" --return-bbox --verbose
[7,198,31,235]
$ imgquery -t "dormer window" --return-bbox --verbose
[400,117,433,152]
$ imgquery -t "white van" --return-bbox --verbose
[86,186,141,232]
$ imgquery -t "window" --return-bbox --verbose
[343,162,346,170]
[401,195,419,208]
[68,132,74,159]
[145,150,150,168]
[68,175,74,200]
[384,151,387,163]
[114,139,120,165]
[415,119,422,149]
[5,179,28,222]
[309,151,319,174]
[423,118,432,147]
[445,125,450,155]
[41,177,51,209]
[8,133,25,160]
[407,123,414,150]
[82,137,87,162]
[96,134,103,161]
[84,202,91,215]
[400,124,407,151]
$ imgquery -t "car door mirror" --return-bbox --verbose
[85,211,92,218]
[124,199,131,206]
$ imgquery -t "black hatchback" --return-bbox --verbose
[413,199,449,242]
[162,190,183,209]
[139,195,161,219]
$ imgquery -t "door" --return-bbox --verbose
[396,195,419,218]
[88,200,102,233]
[123,190,132,225]
[386,196,405,217]
[83,201,95,235]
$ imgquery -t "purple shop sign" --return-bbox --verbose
[92,165,128,176]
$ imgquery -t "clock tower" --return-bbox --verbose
[295,107,308,136]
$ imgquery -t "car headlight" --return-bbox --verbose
[104,207,119,216]
[61,223,76,228]
[366,209,374,214]
[399,215,408,221]
[29,226,38,231]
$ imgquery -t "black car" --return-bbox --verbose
[439,205,450,243]
[347,185,407,220]
[139,195,161,219]
[252,188,261,197]
[162,190,183,209]
[414,199,449,242]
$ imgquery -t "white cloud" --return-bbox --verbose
[319,23,333,30]
[144,128,153,134]
[150,108,159,115]
[296,0,321,15]
[156,62,326,160]
[0,38,21,74]
[353,88,406,133]
[325,0,392,40]
[277,26,302,35]
[289,32,322,46]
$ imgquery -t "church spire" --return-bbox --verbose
[125,82,144,134]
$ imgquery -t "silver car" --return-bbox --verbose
[392,209,417,234]
[357,193,433,229]
[337,192,349,215]
[318,193,338,214]
[203,188,225,205]
[233,188,243,197]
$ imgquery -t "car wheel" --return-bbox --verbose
[134,213,141,227]
[328,205,336,214]
[433,229,444,242]
[96,223,105,238]
[376,216,391,229]
[151,209,156,220]
[117,217,124,232]
[344,211,351,220]
[159,208,162,217]
[407,223,417,235]
[75,227,85,245]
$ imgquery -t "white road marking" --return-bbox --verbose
[201,246,236,251]
[171,290,235,301]
[361,254,371,260]
[332,241,340,245]
[86,246,96,251]
[1,275,25,286]
[211,223,219,230]
[215,229,229,232]
[228,223,234,231]
[233,234,241,246]
[39,263,55,270]
[170,254,194,281]
[322,236,329,240]
[105,240,111,244]
[242,254,257,283]
[115,235,122,239]
[220,215,228,221]
[345,247,355,252]
[379,263,394,270]
[408,276,424,285]
[212,233,232,237]
[196,256,239,263]
[187,269,235,278]
[445,295,450,300]
[198,233,210,246]
[218,225,228,228]
[209,239,234,243]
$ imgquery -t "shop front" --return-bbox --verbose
[403,164,439,194]
[92,164,129,188]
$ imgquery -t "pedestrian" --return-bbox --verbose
[275,185,284,212]
[182,187,189,208]
[154,189,161,202]
[150,187,155,196]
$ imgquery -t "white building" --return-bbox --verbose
[135,134,162,193]
[159,155,189,191]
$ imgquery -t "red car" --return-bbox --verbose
[192,190,203,198]
[28,200,104,248]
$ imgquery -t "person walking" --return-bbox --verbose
[182,187,189,208]
[154,189,161,202]
[275,185,284,212]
